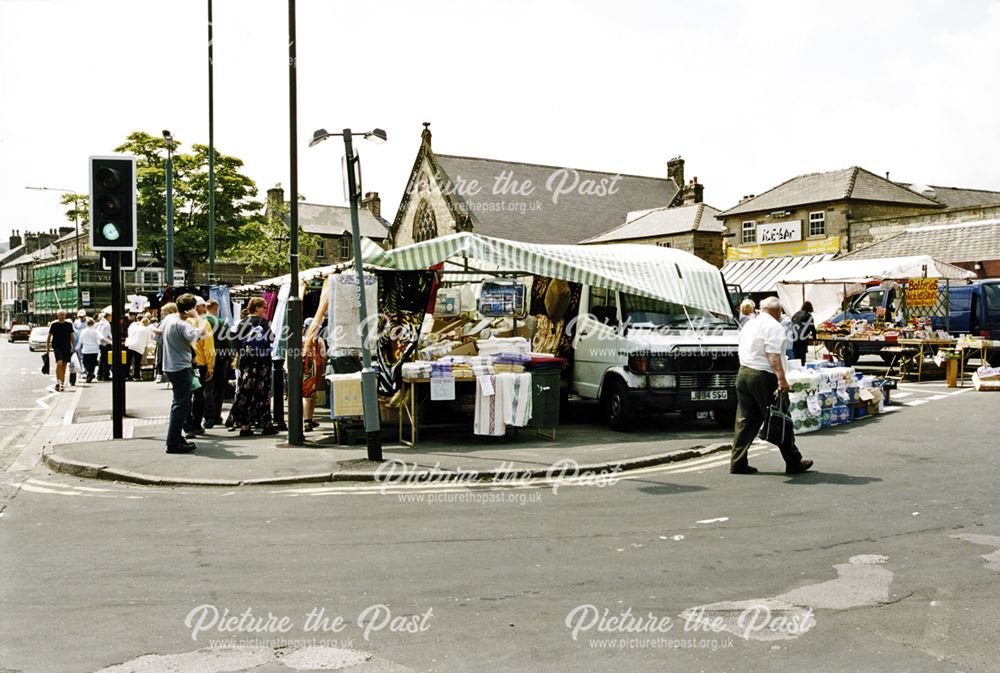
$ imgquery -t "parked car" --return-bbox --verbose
[7,325,30,343]
[28,326,49,352]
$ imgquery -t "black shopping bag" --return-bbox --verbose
[41,353,50,375]
[759,392,794,449]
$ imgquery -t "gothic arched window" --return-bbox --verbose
[412,199,437,242]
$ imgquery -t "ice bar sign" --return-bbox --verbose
[757,220,802,245]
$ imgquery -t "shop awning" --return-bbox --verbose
[360,232,733,316]
[721,254,835,293]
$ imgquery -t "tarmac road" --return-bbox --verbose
[2,372,999,672]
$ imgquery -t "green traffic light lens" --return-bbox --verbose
[102,223,121,241]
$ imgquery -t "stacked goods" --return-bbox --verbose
[972,365,1000,391]
[787,370,822,434]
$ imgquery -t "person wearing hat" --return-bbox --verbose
[73,310,88,362]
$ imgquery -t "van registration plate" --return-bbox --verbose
[692,390,728,401]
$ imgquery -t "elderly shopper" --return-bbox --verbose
[227,297,278,437]
[731,296,813,475]
[738,298,757,326]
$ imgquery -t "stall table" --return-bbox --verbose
[896,338,955,381]
[399,372,560,447]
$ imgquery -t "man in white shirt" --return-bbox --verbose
[95,312,113,381]
[731,296,813,475]
[78,318,106,383]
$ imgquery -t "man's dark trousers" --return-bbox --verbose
[98,344,110,380]
[731,365,803,470]
[166,368,193,450]
[210,355,230,425]
[187,365,215,432]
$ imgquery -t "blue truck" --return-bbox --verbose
[827,279,1000,365]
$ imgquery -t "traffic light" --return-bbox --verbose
[89,155,137,251]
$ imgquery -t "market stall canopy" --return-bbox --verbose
[360,232,733,316]
[231,263,344,292]
[778,255,975,285]
[775,255,975,322]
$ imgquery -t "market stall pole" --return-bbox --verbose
[309,126,388,461]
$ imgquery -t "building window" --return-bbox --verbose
[316,239,326,259]
[339,234,352,261]
[412,199,438,243]
[656,241,672,248]
[741,220,756,244]
[809,211,826,237]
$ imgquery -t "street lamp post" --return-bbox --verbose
[309,127,387,461]
[25,186,83,311]
[163,130,176,286]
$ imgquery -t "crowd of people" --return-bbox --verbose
[42,295,329,455]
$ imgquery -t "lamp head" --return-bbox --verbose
[366,128,387,144]
[309,129,331,148]
[162,130,172,139]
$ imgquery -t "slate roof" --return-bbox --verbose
[290,202,390,240]
[898,184,1000,209]
[843,220,1000,264]
[719,167,942,217]
[580,203,724,244]
[434,154,679,245]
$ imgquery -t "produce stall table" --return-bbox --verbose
[896,338,955,381]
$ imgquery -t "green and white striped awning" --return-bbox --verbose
[360,233,732,316]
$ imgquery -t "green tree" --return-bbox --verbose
[113,131,263,271]
[59,193,89,229]
[231,195,319,277]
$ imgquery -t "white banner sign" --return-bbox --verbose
[757,220,802,245]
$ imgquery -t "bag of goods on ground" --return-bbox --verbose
[788,391,821,434]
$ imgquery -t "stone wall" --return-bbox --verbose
[849,204,1000,250]
[721,202,850,256]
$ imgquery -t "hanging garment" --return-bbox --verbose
[210,285,235,326]
[374,271,435,396]
[261,290,278,322]
[330,272,378,351]
[474,374,506,437]
[498,372,533,427]
[269,283,292,359]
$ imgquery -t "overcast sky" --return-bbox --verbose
[1,0,999,246]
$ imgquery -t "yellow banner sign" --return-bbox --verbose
[907,278,939,307]
[726,236,841,260]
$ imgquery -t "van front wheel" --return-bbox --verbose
[603,378,636,431]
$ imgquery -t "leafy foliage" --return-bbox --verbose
[231,195,320,277]
[113,131,264,271]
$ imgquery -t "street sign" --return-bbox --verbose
[102,250,136,271]
[81,291,91,307]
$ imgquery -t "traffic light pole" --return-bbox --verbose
[110,251,126,439]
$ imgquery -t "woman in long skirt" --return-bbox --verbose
[227,297,278,436]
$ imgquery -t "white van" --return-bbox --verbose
[570,285,741,430]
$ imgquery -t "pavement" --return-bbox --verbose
[40,377,734,486]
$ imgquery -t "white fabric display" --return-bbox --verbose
[331,272,378,350]
[269,282,292,359]
[498,372,533,427]
[474,375,506,436]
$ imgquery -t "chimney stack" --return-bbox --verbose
[667,156,685,189]
[682,177,704,206]
[9,229,22,250]
[360,192,381,219]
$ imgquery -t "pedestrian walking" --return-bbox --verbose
[790,301,816,364]
[95,311,112,381]
[126,317,153,381]
[738,298,757,326]
[161,294,207,454]
[730,296,813,475]
[78,317,102,382]
[227,297,278,437]
[45,310,76,392]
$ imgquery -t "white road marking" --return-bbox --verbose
[697,517,729,524]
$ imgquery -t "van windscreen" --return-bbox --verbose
[620,292,736,328]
